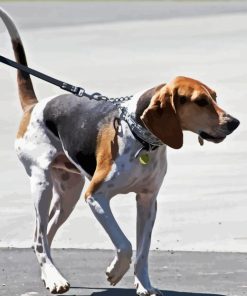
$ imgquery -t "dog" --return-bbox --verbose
[0,8,240,296]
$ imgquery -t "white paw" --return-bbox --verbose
[135,278,163,296]
[106,254,131,286]
[41,265,70,294]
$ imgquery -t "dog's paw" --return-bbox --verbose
[106,254,131,286]
[136,286,164,296]
[135,278,163,296]
[41,265,70,294]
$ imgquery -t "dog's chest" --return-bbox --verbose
[103,134,167,195]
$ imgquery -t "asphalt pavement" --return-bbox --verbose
[1,248,247,296]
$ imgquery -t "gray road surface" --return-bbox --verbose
[0,1,246,252]
[1,1,247,31]
[1,248,247,296]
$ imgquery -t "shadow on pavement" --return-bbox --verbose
[64,287,225,296]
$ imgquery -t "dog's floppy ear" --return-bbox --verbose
[140,85,183,149]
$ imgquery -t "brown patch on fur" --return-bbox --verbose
[16,104,35,138]
[136,83,166,126]
[52,154,80,174]
[141,84,183,149]
[85,122,119,199]
[12,40,38,111]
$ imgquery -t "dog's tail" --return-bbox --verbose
[0,8,38,111]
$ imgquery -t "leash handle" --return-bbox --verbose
[0,55,85,97]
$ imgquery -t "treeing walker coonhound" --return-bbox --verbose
[0,8,240,296]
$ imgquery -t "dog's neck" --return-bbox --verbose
[126,84,165,127]
[134,87,156,126]
[120,85,165,149]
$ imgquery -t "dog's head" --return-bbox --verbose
[141,76,240,149]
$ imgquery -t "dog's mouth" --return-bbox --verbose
[199,131,226,143]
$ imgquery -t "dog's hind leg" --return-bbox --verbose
[31,165,70,294]
[47,168,85,246]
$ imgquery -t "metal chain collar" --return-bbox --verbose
[80,88,133,118]
[81,89,164,150]
[70,85,133,110]
[88,92,133,104]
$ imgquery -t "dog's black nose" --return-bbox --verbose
[227,118,240,133]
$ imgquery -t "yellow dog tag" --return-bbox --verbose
[139,153,150,165]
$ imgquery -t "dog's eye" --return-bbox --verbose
[179,95,187,104]
[195,98,209,107]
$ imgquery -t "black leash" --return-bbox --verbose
[0,54,164,152]
[0,54,134,103]
[0,54,88,98]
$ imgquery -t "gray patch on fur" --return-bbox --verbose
[43,94,119,176]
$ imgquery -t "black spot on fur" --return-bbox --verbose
[36,245,43,253]
[75,152,96,176]
[45,120,59,138]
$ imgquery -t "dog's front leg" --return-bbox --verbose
[135,192,163,296]
[87,194,132,286]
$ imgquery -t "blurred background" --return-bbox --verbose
[0,0,246,252]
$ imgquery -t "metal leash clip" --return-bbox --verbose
[61,82,85,97]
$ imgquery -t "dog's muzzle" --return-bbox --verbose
[226,117,240,133]
[199,116,240,144]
